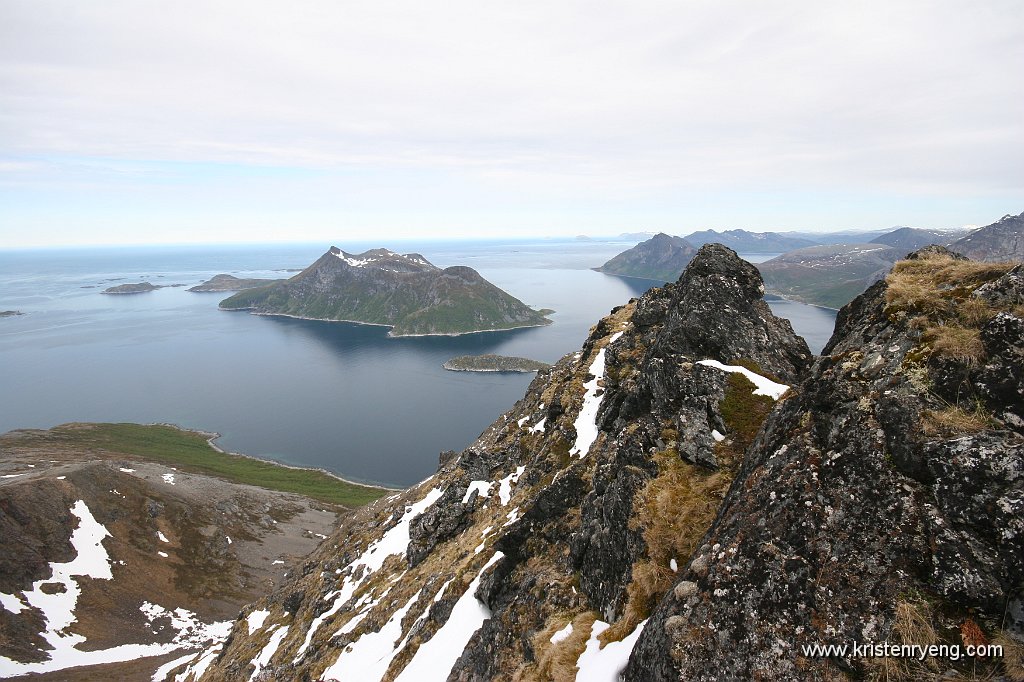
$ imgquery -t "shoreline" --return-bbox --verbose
[221,307,554,337]
[151,422,402,492]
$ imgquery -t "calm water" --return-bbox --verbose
[0,240,836,487]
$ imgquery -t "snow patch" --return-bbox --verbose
[696,360,789,400]
[462,480,492,504]
[249,625,289,681]
[119,467,136,473]
[161,473,176,485]
[246,609,271,635]
[394,552,504,682]
[321,591,422,681]
[497,467,525,506]
[158,531,169,543]
[575,619,648,682]
[550,622,573,644]
[571,347,609,457]
[711,429,725,442]
[528,417,546,433]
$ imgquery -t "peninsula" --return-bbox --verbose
[188,274,282,292]
[219,246,552,336]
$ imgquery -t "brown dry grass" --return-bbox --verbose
[995,634,1024,682]
[923,324,985,364]
[519,611,598,682]
[601,446,732,645]
[921,403,994,436]
[867,600,941,681]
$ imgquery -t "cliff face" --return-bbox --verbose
[186,244,810,681]
[630,248,1023,680]
[219,247,550,336]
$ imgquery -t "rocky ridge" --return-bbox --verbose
[184,244,812,681]
[219,247,551,336]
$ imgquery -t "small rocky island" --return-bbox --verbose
[188,274,282,292]
[443,354,550,373]
[101,282,160,294]
[0,310,24,317]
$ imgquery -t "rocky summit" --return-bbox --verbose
[952,211,1024,262]
[218,247,551,336]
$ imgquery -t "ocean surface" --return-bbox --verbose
[0,240,837,487]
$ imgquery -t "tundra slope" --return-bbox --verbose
[186,244,812,681]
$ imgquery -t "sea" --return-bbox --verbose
[0,240,838,488]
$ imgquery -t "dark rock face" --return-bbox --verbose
[627,248,1024,680]
[952,211,1024,262]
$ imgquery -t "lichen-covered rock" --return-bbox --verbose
[627,247,1024,681]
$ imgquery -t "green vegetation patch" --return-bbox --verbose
[8,423,387,507]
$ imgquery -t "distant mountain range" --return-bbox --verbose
[219,247,552,336]
[594,213,1021,307]
[682,229,818,253]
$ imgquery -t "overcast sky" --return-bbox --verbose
[1,0,1022,247]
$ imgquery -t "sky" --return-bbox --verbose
[1,0,1022,248]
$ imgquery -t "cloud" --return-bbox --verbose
[1,0,1022,244]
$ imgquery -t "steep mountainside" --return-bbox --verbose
[869,226,966,251]
[182,245,811,681]
[220,247,551,336]
[952,211,1024,262]
[631,247,1023,680]
[594,233,698,282]
[0,424,355,681]
[757,242,903,308]
[683,228,818,253]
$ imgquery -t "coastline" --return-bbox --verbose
[221,307,554,337]
[153,422,402,492]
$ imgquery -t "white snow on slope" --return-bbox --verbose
[158,531,169,543]
[249,625,289,681]
[321,591,422,681]
[550,622,573,644]
[462,480,492,504]
[575,619,648,682]
[394,552,504,682]
[293,487,443,662]
[151,652,197,682]
[0,501,226,677]
[696,360,789,400]
[161,473,176,485]
[497,466,525,506]
[570,347,609,458]
[528,417,546,433]
[246,609,270,635]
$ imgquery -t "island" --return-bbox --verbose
[188,274,283,292]
[219,246,553,336]
[442,354,550,373]
[1,310,24,317]
[101,282,161,294]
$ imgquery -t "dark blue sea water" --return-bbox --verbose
[0,240,837,487]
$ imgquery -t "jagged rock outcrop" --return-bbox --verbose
[184,244,810,682]
[219,247,551,336]
[628,246,1023,680]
